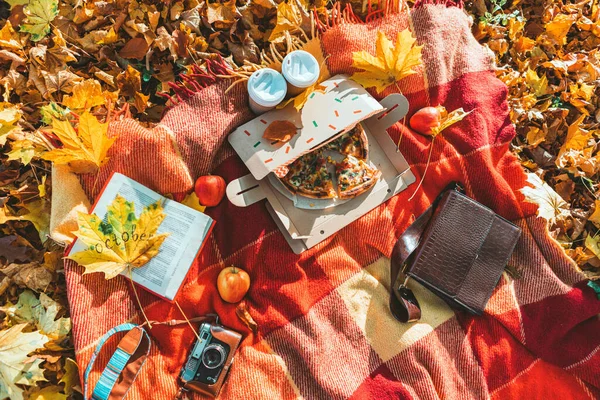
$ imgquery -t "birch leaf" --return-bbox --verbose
[67,195,170,279]
[351,29,423,94]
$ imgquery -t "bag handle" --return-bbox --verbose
[389,182,463,323]
[84,315,218,400]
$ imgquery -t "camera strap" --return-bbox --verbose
[83,315,217,400]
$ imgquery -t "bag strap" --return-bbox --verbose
[389,182,463,323]
[84,315,218,400]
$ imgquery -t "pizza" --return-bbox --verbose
[280,122,380,200]
[280,150,337,199]
[325,122,368,160]
[335,155,381,199]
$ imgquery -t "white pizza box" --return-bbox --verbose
[226,93,416,254]
[228,75,384,180]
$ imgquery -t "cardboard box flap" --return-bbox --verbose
[228,75,384,180]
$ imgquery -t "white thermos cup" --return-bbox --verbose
[281,50,320,96]
[247,68,287,115]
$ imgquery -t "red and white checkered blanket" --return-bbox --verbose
[65,1,600,398]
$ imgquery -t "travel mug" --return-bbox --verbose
[281,50,320,96]
[247,68,287,115]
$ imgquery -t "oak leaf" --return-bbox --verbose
[67,195,170,279]
[351,29,423,94]
[0,323,49,400]
[42,112,115,174]
[520,173,570,225]
[20,0,59,42]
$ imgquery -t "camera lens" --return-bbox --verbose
[202,344,226,370]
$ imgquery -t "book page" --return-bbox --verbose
[68,173,213,300]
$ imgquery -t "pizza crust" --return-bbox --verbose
[338,169,381,199]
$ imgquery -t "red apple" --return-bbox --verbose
[194,175,226,207]
[409,106,442,136]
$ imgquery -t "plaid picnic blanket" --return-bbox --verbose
[64,0,600,399]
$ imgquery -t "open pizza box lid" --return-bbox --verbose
[228,75,384,180]
[227,75,416,253]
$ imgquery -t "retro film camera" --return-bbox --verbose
[179,317,243,397]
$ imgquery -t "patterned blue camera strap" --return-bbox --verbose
[83,323,151,400]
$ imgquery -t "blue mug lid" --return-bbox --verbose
[247,68,287,107]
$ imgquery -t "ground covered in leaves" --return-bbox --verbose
[0,0,598,398]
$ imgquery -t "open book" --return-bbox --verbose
[67,173,215,301]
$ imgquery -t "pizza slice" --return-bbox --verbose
[335,155,381,199]
[281,151,336,199]
[325,122,368,160]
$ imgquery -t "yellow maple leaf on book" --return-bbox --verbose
[42,111,115,174]
[67,195,170,279]
[351,29,423,94]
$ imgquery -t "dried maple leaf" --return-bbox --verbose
[351,29,423,94]
[180,192,206,213]
[262,120,298,142]
[521,173,570,225]
[0,199,50,241]
[59,358,78,396]
[269,0,308,41]
[67,195,170,279]
[0,102,23,145]
[0,323,49,400]
[430,106,473,137]
[544,13,577,45]
[559,114,592,156]
[20,0,59,42]
[525,68,549,97]
[0,261,54,292]
[119,37,150,60]
[42,111,115,174]
[206,0,238,29]
[236,300,258,334]
[526,126,546,146]
[27,386,67,400]
[589,200,600,228]
[2,290,71,341]
[277,83,327,111]
[0,21,23,51]
[61,79,110,111]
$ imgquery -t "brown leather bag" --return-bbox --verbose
[390,183,521,322]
